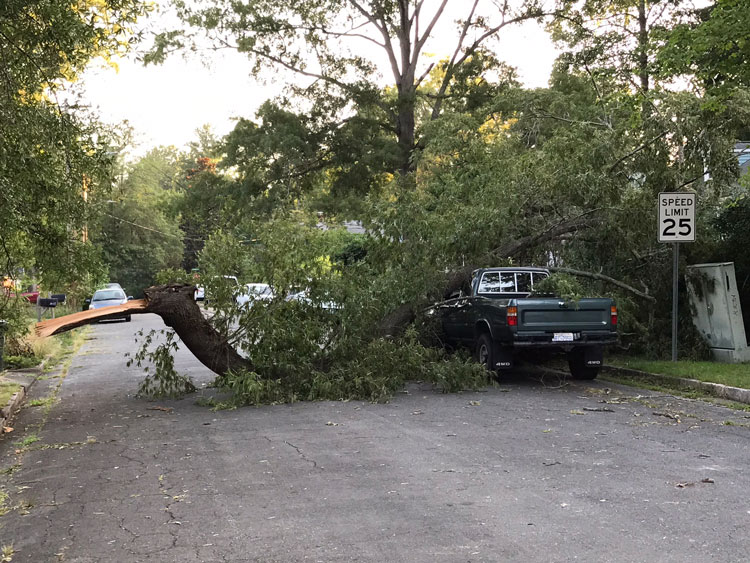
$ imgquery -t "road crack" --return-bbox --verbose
[284,440,322,470]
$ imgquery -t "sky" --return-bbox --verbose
[79,2,559,155]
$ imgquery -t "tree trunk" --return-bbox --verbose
[36,284,254,377]
[396,86,417,174]
[637,0,649,94]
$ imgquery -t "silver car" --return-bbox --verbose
[88,288,131,322]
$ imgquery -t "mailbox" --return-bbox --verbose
[38,298,57,308]
[50,293,66,304]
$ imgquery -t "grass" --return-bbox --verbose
[0,382,22,407]
[609,356,750,389]
[15,434,39,449]
[25,396,55,408]
[0,490,9,516]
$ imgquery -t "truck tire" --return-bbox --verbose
[475,333,497,373]
[568,348,599,380]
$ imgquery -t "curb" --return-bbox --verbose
[603,365,750,405]
[1,383,27,431]
[0,364,43,434]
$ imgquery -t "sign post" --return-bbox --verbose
[658,192,696,361]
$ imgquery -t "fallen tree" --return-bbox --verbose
[36,214,646,384]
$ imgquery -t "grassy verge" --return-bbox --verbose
[609,356,750,389]
[0,382,22,406]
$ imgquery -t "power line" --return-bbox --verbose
[103,212,205,242]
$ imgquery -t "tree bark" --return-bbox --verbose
[36,284,254,376]
[637,0,649,94]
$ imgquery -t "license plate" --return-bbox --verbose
[552,332,575,342]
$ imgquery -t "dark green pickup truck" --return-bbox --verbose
[429,267,618,379]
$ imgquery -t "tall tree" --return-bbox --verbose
[550,0,692,95]
[0,0,149,315]
[148,0,547,174]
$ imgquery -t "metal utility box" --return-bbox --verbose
[686,262,750,363]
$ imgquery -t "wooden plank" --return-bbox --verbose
[35,299,149,338]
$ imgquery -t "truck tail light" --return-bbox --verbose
[507,306,518,326]
[611,305,618,326]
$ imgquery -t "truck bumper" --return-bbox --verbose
[511,334,617,348]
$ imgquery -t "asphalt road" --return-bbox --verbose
[1,314,749,562]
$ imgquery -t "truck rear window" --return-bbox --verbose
[478,271,548,294]
[478,272,515,293]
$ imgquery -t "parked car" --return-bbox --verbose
[427,267,617,379]
[87,288,132,322]
[195,275,239,303]
[20,290,39,304]
[236,283,274,307]
[285,288,340,311]
[194,286,205,300]
[104,282,123,290]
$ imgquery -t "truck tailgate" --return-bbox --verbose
[516,298,613,332]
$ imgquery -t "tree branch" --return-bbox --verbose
[547,267,656,302]
[607,130,668,173]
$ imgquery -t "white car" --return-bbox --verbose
[285,288,339,311]
[236,283,274,307]
[194,275,238,301]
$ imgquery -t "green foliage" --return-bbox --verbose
[3,355,41,370]
[95,148,185,296]
[155,268,194,285]
[532,274,586,302]
[213,333,489,407]
[658,0,750,92]
[127,330,196,399]
[1,0,148,322]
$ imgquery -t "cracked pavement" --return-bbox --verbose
[1,314,749,562]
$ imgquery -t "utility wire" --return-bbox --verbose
[102,212,258,244]
[103,212,205,242]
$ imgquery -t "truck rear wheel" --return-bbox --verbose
[568,348,600,380]
[475,333,496,373]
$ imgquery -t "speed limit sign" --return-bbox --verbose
[658,192,695,242]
